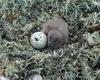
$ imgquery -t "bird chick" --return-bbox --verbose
[41,18,69,49]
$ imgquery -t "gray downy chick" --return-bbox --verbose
[41,18,69,49]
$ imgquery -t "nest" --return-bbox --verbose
[0,0,100,80]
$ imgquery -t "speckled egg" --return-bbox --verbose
[30,32,47,49]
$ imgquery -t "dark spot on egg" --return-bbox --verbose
[35,37,39,41]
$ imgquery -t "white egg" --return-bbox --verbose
[30,32,47,49]
[29,74,43,80]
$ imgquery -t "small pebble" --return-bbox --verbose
[87,36,95,46]
[29,74,43,80]
[0,75,7,80]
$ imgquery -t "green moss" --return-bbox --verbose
[0,0,100,80]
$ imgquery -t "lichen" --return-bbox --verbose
[0,0,100,80]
